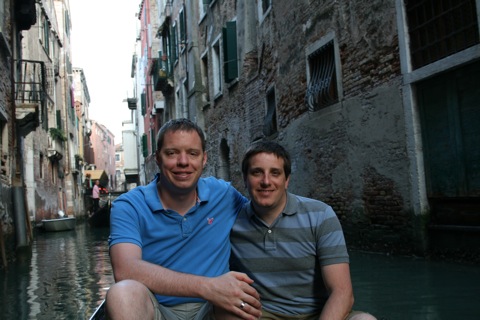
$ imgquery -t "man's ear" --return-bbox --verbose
[203,152,208,168]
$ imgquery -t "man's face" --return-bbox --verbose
[155,130,207,194]
[245,152,289,214]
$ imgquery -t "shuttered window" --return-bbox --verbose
[141,93,146,116]
[142,134,148,158]
[223,21,238,83]
[179,8,186,51]
[172,24,178,62]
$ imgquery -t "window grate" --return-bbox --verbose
[406,0,479,69]
[305,41,338,111]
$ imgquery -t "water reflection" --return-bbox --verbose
[1,224,479,319]
[350,251,480,319]
[0,222,113,320]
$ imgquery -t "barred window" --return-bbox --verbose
[305,40,338,111]
[406,0,479,69]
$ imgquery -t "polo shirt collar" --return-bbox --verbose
[146,174,210,213]
[246,191,298,219]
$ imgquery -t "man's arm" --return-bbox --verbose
[319,263,354,320]
[110,243,262,319]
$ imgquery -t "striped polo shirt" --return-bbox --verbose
[230,192,349,316]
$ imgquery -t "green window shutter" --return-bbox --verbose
[142,134,148,158]
[179,10,186,45]
[150,129,156,154]
[141,92,146,116]
[171,25,178,61]
[223,21,238,83]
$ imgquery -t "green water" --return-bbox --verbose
[0,222,479,319]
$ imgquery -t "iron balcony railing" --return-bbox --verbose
[14,59,54,108]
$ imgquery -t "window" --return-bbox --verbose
[159,27,173,77]
[258,0,272,23]
[201,51,210,104]
[219,139,231,181]
[0,0,4,31]
[406,0,479,70]
[199,0,213,20]
[115,153,120,162]
[173,80,188,118]
[263,86,277,137]
[0,121,8,181]
[142,134,148,158]
[179,8,186,52]
[39,152,44,179]
[141,92,146,116]
[41,13,50,56]
[305,38,340,111]
[150,129,156,155]
[212,37,222,97]
[172,23,178,63]
[223,21,238,83]
[199,0,206,19]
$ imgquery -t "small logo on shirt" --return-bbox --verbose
[207,217,214,225]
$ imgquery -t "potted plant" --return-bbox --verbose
[49,128,67,141]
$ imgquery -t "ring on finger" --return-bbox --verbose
[240,301,246,309]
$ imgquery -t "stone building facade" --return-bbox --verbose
[0,0,95,267]
[89,121,116,190]
[134,0,480,259]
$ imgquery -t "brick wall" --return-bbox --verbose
[200,0,420,255]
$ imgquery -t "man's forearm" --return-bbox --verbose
[113,258,208,298]
[319,291,353,320]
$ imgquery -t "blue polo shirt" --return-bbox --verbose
[109,175,247,306]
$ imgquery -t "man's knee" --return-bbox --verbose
[347,311,377,320]
[106,280,155,319]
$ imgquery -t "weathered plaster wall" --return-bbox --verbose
[201,0,421,254]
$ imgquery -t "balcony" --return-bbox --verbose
[151,57,173,93]
[47,129,66,161]
[14,60,53,134]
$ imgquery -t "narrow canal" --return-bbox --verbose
[0,221,479,319]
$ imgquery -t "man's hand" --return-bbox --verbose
[201,271,262,319]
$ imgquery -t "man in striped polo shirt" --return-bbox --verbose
[230,141,375,320]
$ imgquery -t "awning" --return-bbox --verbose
[84,170,109,187]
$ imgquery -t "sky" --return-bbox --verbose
[69,0,140,143]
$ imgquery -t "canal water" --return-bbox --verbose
[0,221,479,319]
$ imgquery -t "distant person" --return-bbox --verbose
[92,179,100,213]
[230,141,376,320]
[105,119,262,320]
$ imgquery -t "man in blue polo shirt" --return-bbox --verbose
[230,141,376,320]
[106,119,262,320]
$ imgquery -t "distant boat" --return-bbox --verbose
[41,217,76,232]
[88,191,125,228]
[88,202,110,228]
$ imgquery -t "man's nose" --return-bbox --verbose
[177,152,189,165]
